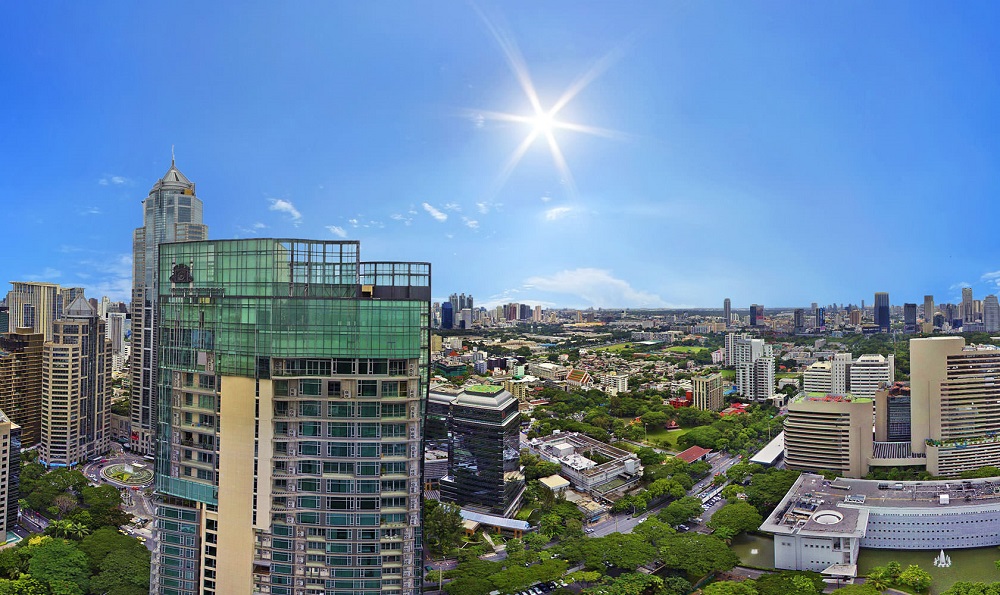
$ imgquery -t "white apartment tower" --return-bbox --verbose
[848,354,894,399]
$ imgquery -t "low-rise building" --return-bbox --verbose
[530,432,642,493]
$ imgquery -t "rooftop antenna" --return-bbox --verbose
[171,144,176,166]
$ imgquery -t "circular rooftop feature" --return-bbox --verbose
[811,510,844,525]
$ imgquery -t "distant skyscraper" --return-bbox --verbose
[984,295,1000,333]
[441,301,454,329]
[924,295,935,326]
[40,295,111,467]
[749,304,758,327]
[963,287,975,323]
[874,292,890,333]
[793,308,805,332]
[903,303,917,333]
[816,307,825,329]
[130,159,208,456]
[723,298,731,327]
[6,282,61,341]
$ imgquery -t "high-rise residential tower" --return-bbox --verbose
[723,298,731,327]
[150,239,429,595]
[130,160,208,456]
[0,328,44,445]
[40,295,111,467]
[0,411,20,535]
[692,373,724,412]
[874,292,890,333]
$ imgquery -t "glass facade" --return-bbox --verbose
[439,386,524,517]
[152,239,429,595]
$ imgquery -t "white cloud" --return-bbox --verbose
[475,201,503,214]
[80,207,101,215]
[253,222,266,229]
[462,217,479,229]
[540,194,552,202]
[327,226,348,238]
[268,198,302,225]
[79,253,133,302]
[982,271,1000,287]
[25,267,62,281]
[443,203,461,211]
[523,268,668,308]
[544,206,572,221]
[391,213,413,226]
[422,203,448,222]
[98,175,129,186]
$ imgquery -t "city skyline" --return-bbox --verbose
[6,3,1000,308]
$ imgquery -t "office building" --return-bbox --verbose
[874,382,911,443]
[0,328,44,445]
[784,393,873,479]
[911,337,1000,476]
[984,295,1000,333]
[440,302,453,330]
[723,298,731,327]
[849,309,862,326]
[0,411,20,535]
[963,287,975,323]
[815,307,825,329]
[0,307,7,334]
[874,292,890,333]
[40,296,112,467]
[692,373,724,412]
[793,309,805,332]
[151,239,429,595]
[903,303,917,333]
[106,312,127,354]
[923,295,935,328]
[130,159,208,456]
[848,354,894,400]
[6,282,62,341]
[437,385,524,518]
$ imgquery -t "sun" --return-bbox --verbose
[530,111,556,136]
[469,8,627,200]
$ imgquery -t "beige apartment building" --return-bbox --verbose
[40,296,111,467]
[911,336,1000,476]
[0,327,44,445]
[692,372,724,412]
[784,393,873,478]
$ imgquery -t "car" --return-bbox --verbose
[425,565,434,571]
[137,536,146,543]
[693,517,703,523]
[584,528,595,533]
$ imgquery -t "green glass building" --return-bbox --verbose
[150,239,429,595]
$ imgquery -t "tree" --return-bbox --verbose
[659,496,704,527]
[708,502,763,535]
[659,534,739,579]
[89,547,151,595]
[898,565,932,593]
[26,538,90,595]
[754,572,823,595]
[701,581,758,595]
[566,571,602,589]
[865,567,890,592]
[424,502,464,558]
[745,470,800,517]
[884,561,902,580]
[594,573,664,595]
[51,495,77,519]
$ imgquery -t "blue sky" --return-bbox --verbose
[3,2,1000,309]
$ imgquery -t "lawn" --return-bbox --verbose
[644,427,689,451]
[666,346,708,354]
[594,343,635,353]
[719,369,737,380]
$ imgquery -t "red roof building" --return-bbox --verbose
[676,445,712,464]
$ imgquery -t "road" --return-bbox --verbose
[20,443,157,551]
